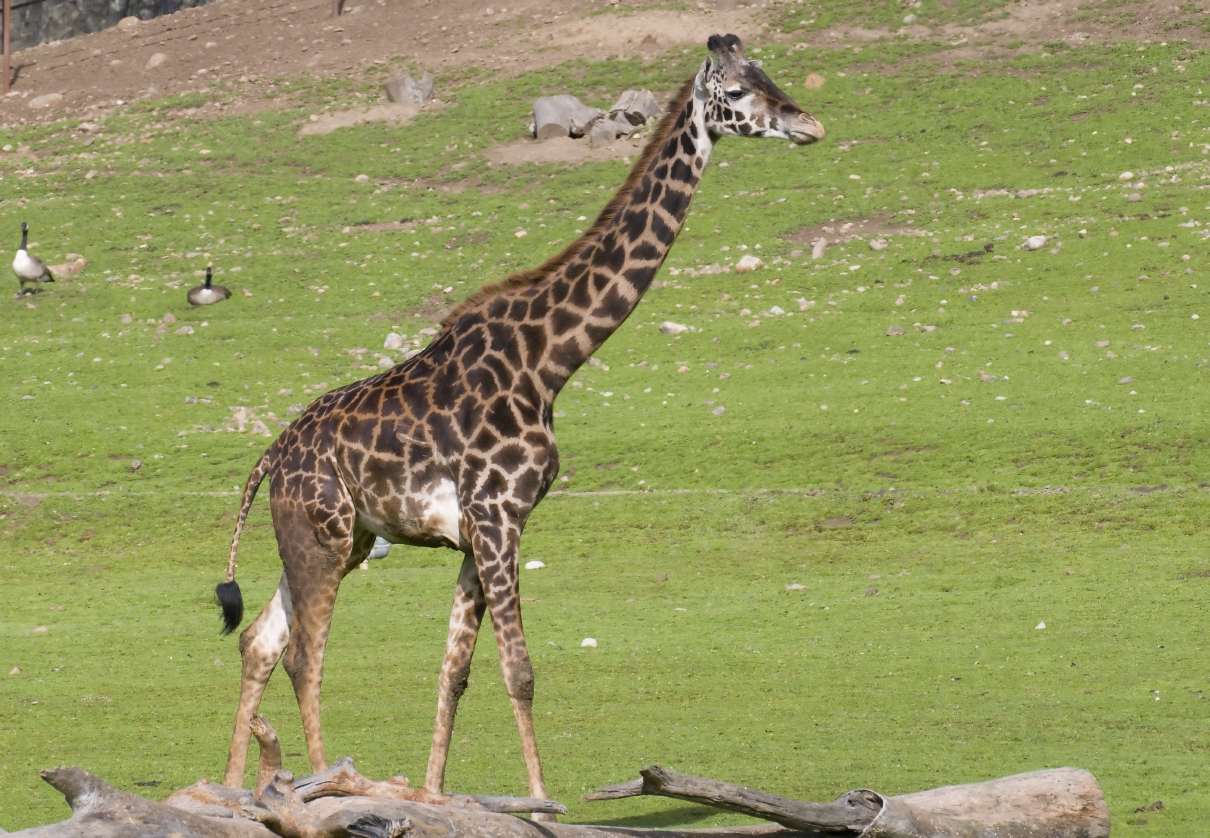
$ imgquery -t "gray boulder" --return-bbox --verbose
[590,115,635,146]
[533,95,604,140]
[609,89,661,125]
[384,72,434,105]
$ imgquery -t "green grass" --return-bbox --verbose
[2,25,1210,835]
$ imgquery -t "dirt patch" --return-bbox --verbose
[484,135,645,168]
[785,215,928,249]
[298,102,428,137]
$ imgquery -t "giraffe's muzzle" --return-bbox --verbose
[789,114,826,145]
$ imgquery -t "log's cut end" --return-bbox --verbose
[39,766,115,814]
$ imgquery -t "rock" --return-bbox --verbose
[886,325,906,336]
[1036,621,1046,629]
[978,371,997,383]
[797,298,815,310]
[1024,235,1047,250]
[1119,171,1134,181]
[803,73,826,89]
[377,355,394,368]
[811,238,828,259]
[8,667,19,675]
[735,254,763,273]
[175,325,195,335]
[608,89,661,125]
[590,115,634,146]
[1127,192,1142,202]
[115,15,140,31]
[1059,350,1069,360]
[1119,376,1133,384]
[1095,340,1109,348]
[786,583,807,591]
[383,72,434,105]
[869,238,887,251]
[659,321,689,335]
[287,403,304,416]
[533,94,604,140]
[250,419,271,437]
[354,174,370,183]
[418,327,439,337]
[146,52,167,69]
[278,388,294,396]
[581,637,598,648]
[162,312,177,324]
[384,332,404,350]
[525,560,545,570]
[712,406,725,415]
[903,13,917,23]
[29,93,64,110]
[119,313,132,324]
[769,305,785,316]
[33,625,48,633]
[130,459,142,471]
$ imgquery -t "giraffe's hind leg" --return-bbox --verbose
[424,552,487,793]
[274,496,372,775]
[224,573,293,787]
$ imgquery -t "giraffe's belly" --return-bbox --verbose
[357,477,464,551]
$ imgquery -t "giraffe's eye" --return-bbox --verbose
[725,88,746,101]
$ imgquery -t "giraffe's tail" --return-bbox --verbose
[216,449,271,635]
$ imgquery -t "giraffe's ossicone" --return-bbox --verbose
[215,33,823,799]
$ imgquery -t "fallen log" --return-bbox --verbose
[4,714,1109,838]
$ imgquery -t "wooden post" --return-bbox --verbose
[3,0,11,96]
[332,0,340,18]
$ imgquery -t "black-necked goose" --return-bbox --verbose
[187,267,232,306]
[13,222,54,296]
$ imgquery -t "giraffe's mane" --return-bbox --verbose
[440,76,698,329]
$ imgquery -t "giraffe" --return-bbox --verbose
[215,33,824,798]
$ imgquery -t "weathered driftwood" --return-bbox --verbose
[5,715,1108,838]
[586,764,1111,838]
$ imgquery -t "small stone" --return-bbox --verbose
[659,321,689,335]
[115,15,140,30]
[581,638,598,648]
[29,93,64,110]
[384,332,404,350]
[797,298,815,310]
[1119,376,1133,384]
[677,365,690,373]
[214,659,224,666]
[712,406,725,415]
[803,73,826,89]
[769,305,785,316]
[1036,621,1046,630]
[886,325,906,336]
[287,403,304,416]
[811,238,828,259]
[869,238,887,251]
[8,667,19,675]
[1095,340,1109,348]
[278,388,294,396]
[1119,171,1134,180]
[176,325,195,335]
[354,174,370,183]
[119,313,133,324]
[786,583,807,591]
[735,254,763,273]
[146,53,167,69]
[903,13,917,23]
[418,327,438,337]
[525,560,546,570]
[130,459,142,471]
[1025,235,1048,251]
[1127,192,1142,202]
[162,312,177,324]
[1059,350,1069,360]
[866,587,879,597]
[383,72,434,105]
[33,625,48,633]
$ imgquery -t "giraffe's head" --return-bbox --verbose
[698,34,824,145]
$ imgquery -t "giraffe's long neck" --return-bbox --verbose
[533,82,713,395]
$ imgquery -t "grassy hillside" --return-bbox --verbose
[2,22,1209,834]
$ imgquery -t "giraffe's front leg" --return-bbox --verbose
[424,553,487,793]
[468,510,549,805]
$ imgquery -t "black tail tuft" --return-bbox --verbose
[216,580,244,636]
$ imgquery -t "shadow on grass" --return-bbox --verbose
[575,805,728,829]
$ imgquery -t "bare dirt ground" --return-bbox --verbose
[0,0,1200,131]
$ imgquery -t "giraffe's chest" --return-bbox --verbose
[356,475,464,551]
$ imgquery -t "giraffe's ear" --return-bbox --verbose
[695,56,713,94]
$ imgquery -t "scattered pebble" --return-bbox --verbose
[214,658,224,666]
[33,626,48,633]
[581,638,597,648]
[525,560,546,570]
[735,254,763,273]
[711,406,725,415]
[8,667,19,675]
[1119,377,1133,384]
[130,459,142,471]
[354,174,370,183]
[1025,235,1048,251]
[786,583,807,591]
[1036,621,1046,630]
[384,333,404,350]
[803,73,826,89]
[176,325,195,335]
[886,325,905,336]
[869,239,887,251]
[659,321,689,335]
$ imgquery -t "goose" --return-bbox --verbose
[13,222,54,296]
[187,267,232,306]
